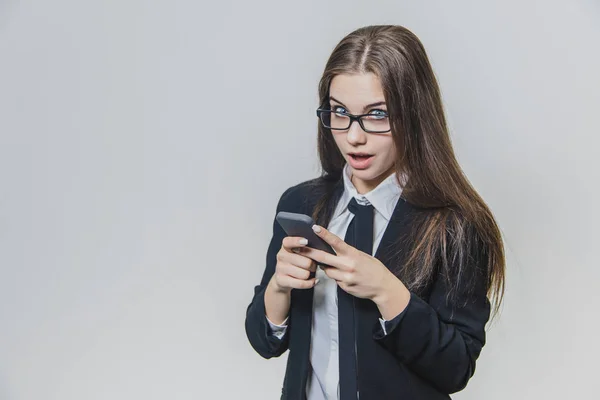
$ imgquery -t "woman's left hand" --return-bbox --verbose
[296,224,411,317]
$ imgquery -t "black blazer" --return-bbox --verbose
[245,178,491,400]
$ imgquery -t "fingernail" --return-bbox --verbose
[312,225,322,233]
[314,279,320,285]
[299,238,308,245]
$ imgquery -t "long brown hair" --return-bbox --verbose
[310,25,505,316]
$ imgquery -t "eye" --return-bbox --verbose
[366,109,388,119]
[331,105,348,116]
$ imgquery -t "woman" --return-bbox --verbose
[245,24,505,400]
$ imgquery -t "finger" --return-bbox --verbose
[282,236,309,251]
[279,263,311,280]
[305,260,317,273]
[278,275,317,290]
[296,247,346,270]
[322,265,348,283]
[337,281,351,293]
[311,224,350,254]
[281,251,316,271]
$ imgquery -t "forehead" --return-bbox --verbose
[329,73,385,106]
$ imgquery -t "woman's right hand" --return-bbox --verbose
[271,236,318,293]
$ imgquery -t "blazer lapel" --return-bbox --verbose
[374,196,414,270]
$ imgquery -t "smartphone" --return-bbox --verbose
[275,211,335,255]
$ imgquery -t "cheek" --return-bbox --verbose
[332,133,347,153]
[375,143,397,172]
[376,139,396,161]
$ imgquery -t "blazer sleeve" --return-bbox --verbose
[373,228,492,394]
[244,186,294,359]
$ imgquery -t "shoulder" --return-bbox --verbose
[276,176,331,213]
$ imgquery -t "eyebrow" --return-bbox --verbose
[329,96,387,112]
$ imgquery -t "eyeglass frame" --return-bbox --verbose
[316,107,392,134]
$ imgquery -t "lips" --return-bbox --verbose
[348,152,375,169]
[349,152,373,160]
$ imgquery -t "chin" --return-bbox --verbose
[349,166,380,180]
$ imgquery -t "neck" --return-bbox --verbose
[351,165,396,194]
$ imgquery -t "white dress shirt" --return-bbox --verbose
[267,163,403,399]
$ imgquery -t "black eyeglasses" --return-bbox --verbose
[316,107,391,134]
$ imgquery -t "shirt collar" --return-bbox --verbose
[332,163,403,221]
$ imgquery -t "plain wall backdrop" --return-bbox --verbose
[1,0,598,399]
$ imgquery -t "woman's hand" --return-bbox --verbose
[297,224,411,319]
[265,236,319,325]
[271,236,318,294]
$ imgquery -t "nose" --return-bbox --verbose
[345,120,368,145]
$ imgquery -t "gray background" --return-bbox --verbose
[1,0,598,399]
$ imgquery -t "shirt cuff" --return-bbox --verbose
[266,315,289,340]
[373,293,413,340]
[379,317,388,335]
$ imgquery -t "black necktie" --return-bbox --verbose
[338,197,374,399]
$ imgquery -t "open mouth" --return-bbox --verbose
[349,153,373,161]
[348,152,375,169]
